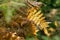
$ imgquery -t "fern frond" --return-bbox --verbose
[27,6,51,36]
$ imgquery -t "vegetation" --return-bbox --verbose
[0,0,60,40]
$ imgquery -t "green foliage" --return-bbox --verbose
[3,5,14,23]
[53,0,60,7]
[0,0,26,23]
[25,37,36,40]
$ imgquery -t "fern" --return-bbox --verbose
[27,2,55,36]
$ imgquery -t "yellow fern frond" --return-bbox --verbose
[27,6,50,36]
